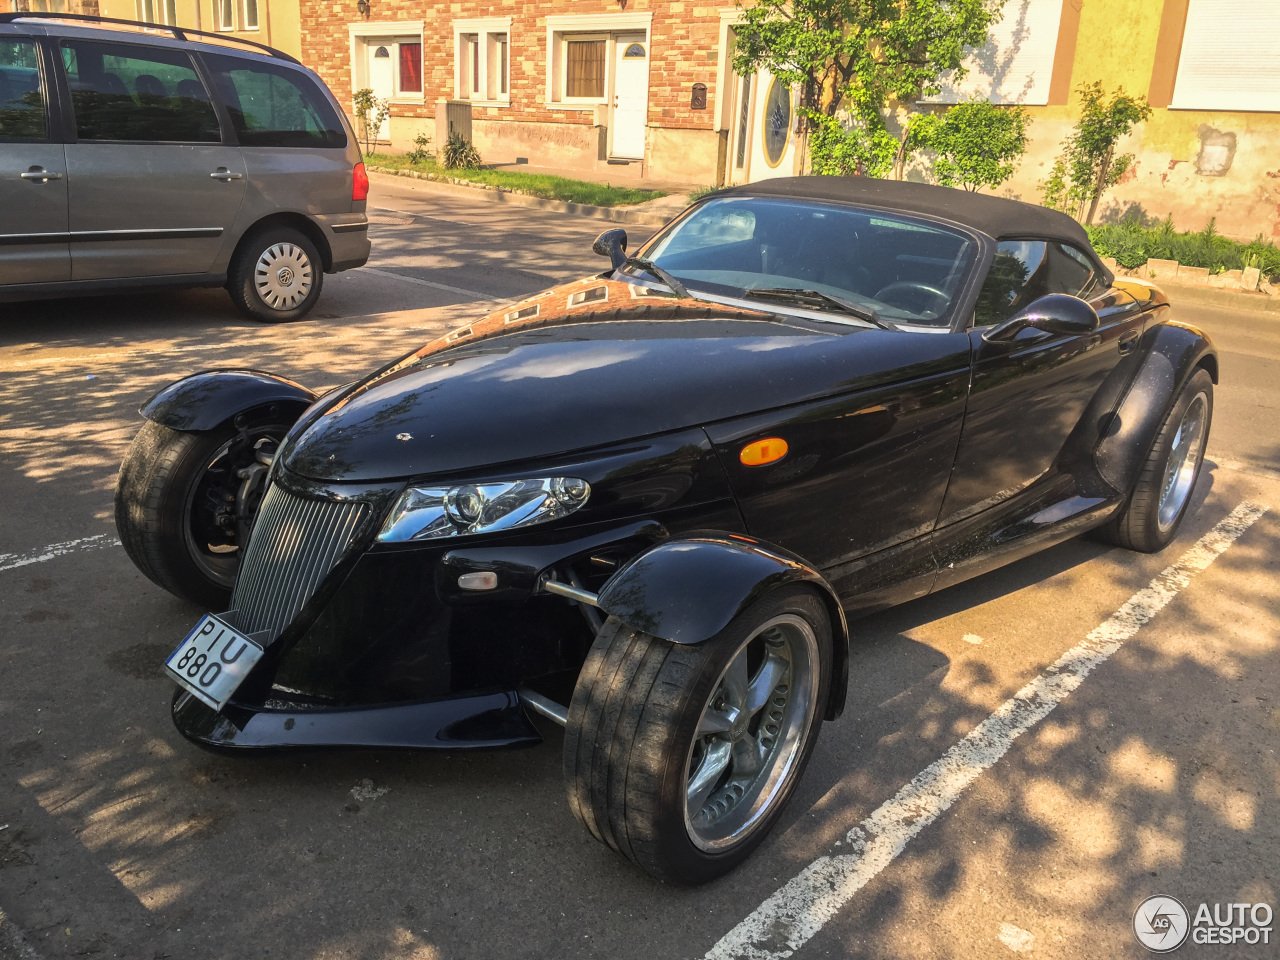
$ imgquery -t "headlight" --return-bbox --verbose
[377,477,591,542]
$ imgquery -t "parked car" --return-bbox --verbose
[0,13,369,321]
[115,178,1215,884]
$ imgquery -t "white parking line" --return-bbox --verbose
[0,534,120,574]
[707,500,1268,960]
[359,266,511,303]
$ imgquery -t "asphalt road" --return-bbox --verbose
[0,176,1277,960]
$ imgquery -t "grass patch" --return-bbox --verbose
[1088,215,1280,282]
[365,152,666,207]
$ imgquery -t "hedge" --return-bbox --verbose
[1086,216,1280,283]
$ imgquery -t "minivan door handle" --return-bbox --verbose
[20,167,63,182]
[210,168,244,181]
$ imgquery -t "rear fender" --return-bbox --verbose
[1095,321,1217,494]
[596,534,851,720]
[140,370,318,433]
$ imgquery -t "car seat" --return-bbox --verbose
[176,77,210,102]
[135,73,168,99]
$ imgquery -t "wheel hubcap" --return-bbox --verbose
[684,614,819,852]
[1157,392,1208,531]
[254,243,313,311]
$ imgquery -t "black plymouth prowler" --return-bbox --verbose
[115,177,1216,884]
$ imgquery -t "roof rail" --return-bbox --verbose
[0,11,301,64]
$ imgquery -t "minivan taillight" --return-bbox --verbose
[352,161,369,202]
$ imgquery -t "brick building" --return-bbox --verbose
[301,1,795,185]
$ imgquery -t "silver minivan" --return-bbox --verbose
[0,13,369,321]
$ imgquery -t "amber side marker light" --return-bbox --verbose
[740,437,788,466]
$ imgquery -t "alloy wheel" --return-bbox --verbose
[1157,392,1208,532]
[684,613,820,852]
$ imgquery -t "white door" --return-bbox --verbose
[611,34,648,159]
[726,66,754,186]
[365,41,395,142]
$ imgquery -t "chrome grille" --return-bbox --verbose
[230,483,368,640]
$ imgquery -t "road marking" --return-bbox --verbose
[359,266,512,303]
[707,500,1268,960]
[0,534,120,574]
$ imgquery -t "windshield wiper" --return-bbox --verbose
[621,257,691,300]
[743,287,891,329]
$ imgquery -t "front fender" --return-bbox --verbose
[1095,320,1217,494]
[597,534,851,720]
[140,370,318,433]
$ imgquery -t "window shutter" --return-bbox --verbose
[923,0,1064,106]
[1172,0,1280,111]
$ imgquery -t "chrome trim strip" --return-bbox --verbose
[0,232,70,246]
[68,227,223,242]
[518,689,569,726]
[331,222,369,234]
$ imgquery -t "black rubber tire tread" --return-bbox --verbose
[227,227,323,323]
[1099,366,1214,553]
[114,420,237,610]
[564,587,830,884]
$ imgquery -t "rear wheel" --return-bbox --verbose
[1099,367,1213,552]
[564,586,831,884]
[114,418,290,609]
[228,227,323,323]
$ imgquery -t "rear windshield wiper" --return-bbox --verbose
[621,257,691,300]
[743,287,892,329]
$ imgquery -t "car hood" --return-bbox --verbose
[280,276,967,482]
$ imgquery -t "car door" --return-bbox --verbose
[58,37,247,281]
[0,33,70,284]
[935,239,1146,533]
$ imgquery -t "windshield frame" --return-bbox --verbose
[626,194,991,334]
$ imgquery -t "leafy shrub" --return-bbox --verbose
[407,132,431,164]
[687,185,720,203]
[1087,215,1280,282]
[442,132,482,170]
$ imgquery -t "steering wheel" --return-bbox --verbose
[873,281,951,315]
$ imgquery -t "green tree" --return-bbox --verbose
[1040,81,1152,224]
[913,98,1029,190]
[732,0,1000,178]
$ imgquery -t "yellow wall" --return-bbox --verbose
[96,0,300,59]
[993,0,1280,240]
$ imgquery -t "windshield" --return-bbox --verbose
[631,196,975,326]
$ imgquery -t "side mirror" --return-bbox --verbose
[983,293,1100,342]
[593,228,628,271]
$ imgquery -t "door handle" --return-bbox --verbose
[20,167,63,182]
[210,169,244,181]
[1118,331,1140,355]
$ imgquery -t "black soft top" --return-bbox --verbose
[720,176,1093,249]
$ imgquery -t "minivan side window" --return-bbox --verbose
[0,38,48,141]
[202,53,345,148]
[61,40,220,142]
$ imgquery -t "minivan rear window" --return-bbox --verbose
[203,54,346,149]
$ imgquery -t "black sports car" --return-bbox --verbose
[116,177,1216,884]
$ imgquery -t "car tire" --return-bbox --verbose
[227,227,324,323]
[563,586,831,884]
[115,418,291,610]
[1098,367,1214,553]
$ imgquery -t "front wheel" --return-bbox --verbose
[1099,367,1213,553]
[227,227,324,323]
[564,586,831,884]
[114,418,291,609]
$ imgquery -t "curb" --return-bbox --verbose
[367,166,679,227]
[1157,280,1280,316]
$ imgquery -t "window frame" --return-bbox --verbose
[347,22,426,105]
[242,0,259,32]
[395,40,422,97]
[561,34,606,103]
[215,0,235,33]
[452,17,511,106]
[543,12,651,111]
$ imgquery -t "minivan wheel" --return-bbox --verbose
[564,587,831,884]
[228,227,324,322]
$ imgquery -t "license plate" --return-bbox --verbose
[165,614,264,711]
